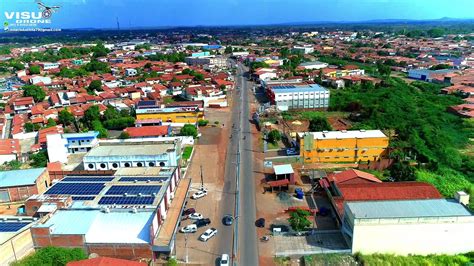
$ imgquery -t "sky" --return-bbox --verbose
[2,0,474,29]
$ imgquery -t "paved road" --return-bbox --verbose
[236,63,259,265]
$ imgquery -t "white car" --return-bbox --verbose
[180,224,197,233]
[191,189,208,199]
[189,212,204,220]
[220,254,230,266]
[199,227,217,241]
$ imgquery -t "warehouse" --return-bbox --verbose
[0,217,37,265]
[342,197,474,255]
[0,168,50,203]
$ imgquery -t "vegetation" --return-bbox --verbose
[147,52,186,63]
[198,119,209,127]
[267,129,282,144]
[28,65,41,75]
[166,257,179,266]
[182,146,194,161]
[58,109,75,126]
[103,117,135,130]
[180,124,198,138]
[288,208,311,232]
[355,253,473,266]
[11,246,87,266]
[29,150,48,167]
[23,85,46,102]
[24,122,34,133]
[304,253,358,266]
[118,132,130,139]
[46,118,57,128]
[308,116,332,132]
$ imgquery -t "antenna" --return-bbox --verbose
[116,17,120,31]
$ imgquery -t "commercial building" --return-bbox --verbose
[266,84,330,111]
[342,198,474,255]
[297,130,389,163]
[185,55,226,68]
[408,68,455,82]
[30,167,190,261]
[0,217,37,265]
[135,101,204,125]
[299,61,328,70]
[83,139,181,171]
[0,168,50,203]
[292,45,314,54]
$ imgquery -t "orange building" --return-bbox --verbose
[298,130,389,163]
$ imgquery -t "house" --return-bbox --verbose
[408,68,455,83]
[299,61,329,70]
[123,126,171,138]
[0,168,50,202]
[125,68,137,77]
[0,139,21,165]
[67,257,147,266]
[13,97,34,114]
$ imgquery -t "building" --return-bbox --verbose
[123,126,171,138]
[125,68,137,77]
[299,61,328,70]
[0,139,21,165]
[135,101,204,125]
[297,130,389,163]
[30,167,191,261]
[292,45,314,54]
[0,217,37,265]
[67,257,147,266]
[342,198,474,255]
[185,55,226,68]
[47,132,100,163]
[83,139,181,170]
[0,168,50,203]
[13,97,34,114]
[266,84,329,111]
[408,68,454,82]
[323,67,365,79]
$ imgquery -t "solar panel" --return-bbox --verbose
[62,177,114,182]
[119,177,168,182]
[72,196,96,201]
[98,196,155,205]
[45,183,105,196]
[0,222,30,232]
[105,185,162,195]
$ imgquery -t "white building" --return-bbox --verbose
[47,131,100,163]
[299,61,328,70]
[342,198,474,255]
[267,84,330,111]
[185,56,227,68]
[292,45,314,54]
[125,68,138,77]
[29,76,51,85]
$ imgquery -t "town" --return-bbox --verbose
[0,16,473,266]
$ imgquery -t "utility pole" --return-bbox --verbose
[200,165,204,190]
[185,233,188,264]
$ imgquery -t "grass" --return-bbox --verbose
[182,146,193,161]
[274,256,292,266]
[304,253,357,266]
[267,141,280,150]
[355,253,474,266]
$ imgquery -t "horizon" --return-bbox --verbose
[1,0,474,30]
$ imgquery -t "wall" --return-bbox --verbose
[0,154,17,165]
[352,217,474,255]
[87,244,152,260]
[0,228,35,265]
[136,111,204,124]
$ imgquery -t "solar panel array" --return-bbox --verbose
[119,177,168,182]
[105,185,162,195]
[71,196,96,201]
[62,177,115,182]
[45,183,105,195]
[0,222,30,232]
[98,196,155,205]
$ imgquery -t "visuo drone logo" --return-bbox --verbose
[36,1,61,19]
[3,1,61,30]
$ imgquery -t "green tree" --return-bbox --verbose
[83,105,101,128]
[58,109,74,126]
[267,129,281,144]
[92,42,109,58]
[376,62,391,77]
[119,132,130,139]
[46,118,57,128]
[23,85,46,102]
[24,122,34,133]
[224,46,233,54]
[198,119,209,127]
[390,160,416,181]
[30,150,48,167]
[103,117,135,130]
[308,116,332,132]
[11,246,87,266]
[87,80,102,94]
[6,160,22,170]
[288,209,312,232]
[10,61,25,70]
[91,120,108,138]
[103,105,120,120]
[29,65,40,75]
[180,124,198,138]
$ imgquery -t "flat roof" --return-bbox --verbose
[298,130,386,140]
[36,209,154,244]
[0,168,46,188]
[62,131,99,139]
[85,143,174,158]
[271,84,328,93]
[346,199,473,219]
[273,164,294,175]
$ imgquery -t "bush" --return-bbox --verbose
[356,253,472,266]
[119,132,130,139]
[198,119,209,127]
[180,124,198,138]
[103,117,135,130]
[11,246,87,266]
[308,116,332,132]
[30,150,48,167]
[267,129,281,144]
[91,120,108,138]
[288,209,311,232]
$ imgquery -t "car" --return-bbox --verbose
[270,224,290,232]
[220,254,230,266]
[222,215,233,226]
[286,148,299,156]
[199,228,217,241]
[194,218,211,228]
[180,224,197,233]
[189,213,204,220]
[182,208,195,216]
[255,218,265,228]
[191,189,208,199]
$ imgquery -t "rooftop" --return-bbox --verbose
[271,84,328,93]
[346,199,472,219]
[273,164,294,175]
[299,129,387,140]
[62,131,99,139]
[0,168,46,188]
[85,143,175,158]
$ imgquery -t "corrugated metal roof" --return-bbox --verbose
[346,199,472,219]
[0,168,46,188]
[274,164,294,175]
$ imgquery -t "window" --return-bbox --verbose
[137,162,143,167]
[124,162,131,167]
[112,163,118,168]
[100,163,106,169]
[149,162,155,167]
[88,164,94,169]
[159,162,166,167]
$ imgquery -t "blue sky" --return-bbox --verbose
[2,0,474,29]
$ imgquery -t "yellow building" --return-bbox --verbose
[136,106,204,124]
[298,130,388,163]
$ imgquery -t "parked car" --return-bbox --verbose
[189,213,204,220]
[286,148,299,156]
[191,189,208,199]
[194,218,211,228]
[199,228,218,241]
[270,224,290,232]
[222,215,233,226]
[220,254,230,266]
[180,224,197,233]
[182,208,196,216]
[255,218,265,228]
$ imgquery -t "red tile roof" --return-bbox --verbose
[123,126,170,138]
[0,139,20,156]
[67,257,146,266]
[327,169,382,185]
[38,125,63,146]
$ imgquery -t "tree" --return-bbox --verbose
[267,129,281,144]
[87,80,102,94]
[24,122,34,132]
[180,124,198,138]
[58,109,74,126]
[119,132,130,139]
[224,46,233,54]
[91,120,108,138]
[23,85,46,102]
[103,105,120,120]
[30,150,48,167]
[46,118,57,128]
[376,62,391,77]
[83,105,101,128]
[308,116,332,132]
[11,246,86,266]
[103,117,135,130]
[390,160,416,181]
[198,119,209,127]
[288,209,312,232]
[92,42,109,58]
[29,65,40,75]
[6,160,22,170]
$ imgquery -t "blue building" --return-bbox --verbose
[63,131,100,154]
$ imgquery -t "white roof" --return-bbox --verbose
[274,164,294,175]
[298,130,386,140]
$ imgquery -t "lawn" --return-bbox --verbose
[182,146,193,161]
